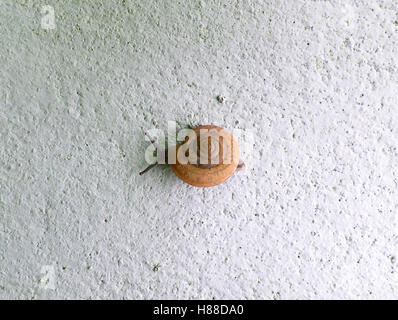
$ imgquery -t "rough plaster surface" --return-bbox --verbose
[1,0,398,299]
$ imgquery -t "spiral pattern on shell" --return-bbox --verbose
[170,125,240,187]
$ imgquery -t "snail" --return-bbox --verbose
[139,125,244,187]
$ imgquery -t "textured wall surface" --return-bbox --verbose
[1,0,398,299]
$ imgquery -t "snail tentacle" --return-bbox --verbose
[140,131,170,175]
[139,162,159,175]
[139,132,160,175]
[144,131,159,149]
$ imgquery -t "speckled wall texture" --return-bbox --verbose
[1,0,398,299]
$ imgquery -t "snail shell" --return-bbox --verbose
[170,125,240,187]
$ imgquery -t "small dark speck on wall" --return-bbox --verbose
[216,95,225,103]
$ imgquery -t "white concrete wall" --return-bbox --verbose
[1,0,398,299]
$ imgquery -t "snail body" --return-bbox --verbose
[140,125,242,188]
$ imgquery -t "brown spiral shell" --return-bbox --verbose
[170,125,240,187]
